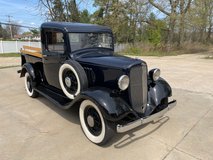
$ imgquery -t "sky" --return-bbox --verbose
[0,0,96,32]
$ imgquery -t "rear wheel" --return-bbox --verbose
[24,72,38,98]
[79,100,113,145]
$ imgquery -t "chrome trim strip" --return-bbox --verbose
[116,100,177,133]
[142,64,148,113]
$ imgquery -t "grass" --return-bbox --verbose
[0,53,20,57]
[129,51,178,56]
[118,44,179,57]
[204,55,213,59]
[119,47,178,57]
[118,42,212,57]
[0,65,20,69]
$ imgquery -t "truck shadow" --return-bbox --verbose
[37,96,169,148]
[106,116,169,148]
[37,96,81,125]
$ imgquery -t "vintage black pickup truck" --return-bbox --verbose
[18,22,176,145]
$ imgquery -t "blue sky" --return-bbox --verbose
[0,0,96,32]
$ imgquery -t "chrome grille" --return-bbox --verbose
[129,64,148,113]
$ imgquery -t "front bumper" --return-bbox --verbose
[116,100,177,133]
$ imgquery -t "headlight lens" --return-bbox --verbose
[149,68,161,81]
[118,75,129,90]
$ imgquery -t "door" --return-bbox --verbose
[42,29,67,89]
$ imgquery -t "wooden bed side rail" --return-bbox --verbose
[23,45,42,52]
[20,45,43,58]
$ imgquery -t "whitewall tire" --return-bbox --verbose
[24,72,38,98]
[59,64,80,99]
[59,61,88,99]
[79,100,113,145]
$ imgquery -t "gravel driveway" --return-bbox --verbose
[0,54,213,160]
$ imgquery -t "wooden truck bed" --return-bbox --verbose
[21,45,43,58]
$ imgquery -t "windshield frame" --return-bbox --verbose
[68,32,114,53]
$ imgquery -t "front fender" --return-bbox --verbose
[79,88,135,122]
[148,77,172,107]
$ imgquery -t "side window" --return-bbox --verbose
[45,31,65,54]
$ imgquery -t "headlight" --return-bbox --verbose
[118,75,129,90]
[149,68,161,81]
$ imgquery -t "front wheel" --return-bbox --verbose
[79,100,113,145]
[24,72,38,98]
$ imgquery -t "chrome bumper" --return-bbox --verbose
[116,100,177,133]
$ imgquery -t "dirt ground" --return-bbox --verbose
[0,54,213,160]
[0,57,20,68]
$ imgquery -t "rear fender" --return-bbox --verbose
[79,88,134,122]
[20,63,36,79]
[20,63,38,87]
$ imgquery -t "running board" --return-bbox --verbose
[34,85,74,109]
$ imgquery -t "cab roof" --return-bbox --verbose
[41,22,112,33]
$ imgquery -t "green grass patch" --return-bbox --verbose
[119,47,178,56]
[0,53,20,57]
[204,55,213,59]
[137,51,178,56]
[0,65,20,69]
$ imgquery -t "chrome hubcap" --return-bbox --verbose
[87,115,95,127]
[65,77,71,87]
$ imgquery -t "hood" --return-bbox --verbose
[76,54,144,70]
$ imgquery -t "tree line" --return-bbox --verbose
[4,0,212,51]
[0,22,40,40]
[0,24,21,39]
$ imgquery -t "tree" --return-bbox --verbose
[92,0,129,43]
[38,0,82,22]
[37,0,212,46]
[147,13,166,46]
[205,0,213,42]
[69,0,80,22]
[0,25,9,39]
[186,0,213,43]
[30,29,40,36]
[148,0,192,48]
[80,9,91,23]
[178,0,192,46]
[2,22,21,39]
[52,0,66,21]
[0,25,3,38]
[11,23,21,37]
[92,0,150,43]
[91,8,104,25]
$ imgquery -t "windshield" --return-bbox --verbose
[69,33,113,52]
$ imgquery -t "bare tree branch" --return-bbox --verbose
[148,0,170,16]
[184,0,192,13]
[39,0,55,20]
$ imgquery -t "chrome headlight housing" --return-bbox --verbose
[118,75,129,90]
[149,68,161,81]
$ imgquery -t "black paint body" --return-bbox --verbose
[20,22,173,124]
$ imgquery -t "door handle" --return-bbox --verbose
[43,55,48,57]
